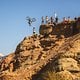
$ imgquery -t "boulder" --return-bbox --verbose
[39,24,53,35]
[56,58,80,72]
[69,40,80,53]
[57,70,77,80]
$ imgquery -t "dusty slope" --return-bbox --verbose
[0,33,80,80]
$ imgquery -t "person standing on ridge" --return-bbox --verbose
[41,16,44,24]
[55,16,58,24]
[63,17,67,23]
[50,16,54,24]
[68,16,71,23]
[45,16,49,24]
[33,27,36,34]
[54,12,58,24]
[54,12,57,19]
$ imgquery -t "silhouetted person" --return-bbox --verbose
[41,16,44,24]
[54,12,57,19]
[33,27,36,34]
[78,17,80,21]
[45,16,49,24]
[68,16,70,23]
[63,17,67,22]
[74,17,77,21]
[55,16,58,23]
[50,16,54,24]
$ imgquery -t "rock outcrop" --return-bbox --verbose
[39,24,53,35]
[0,32,80,80]
[39,18,80,38]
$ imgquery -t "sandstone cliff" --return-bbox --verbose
[0,32,80,80]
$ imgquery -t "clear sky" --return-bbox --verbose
[0,0,80,55]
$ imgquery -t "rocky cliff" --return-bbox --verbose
[0,32,80,80]
[39,18,80,38]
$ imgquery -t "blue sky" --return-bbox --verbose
[0,0,80,55]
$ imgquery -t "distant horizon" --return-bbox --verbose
[0,0,80,55]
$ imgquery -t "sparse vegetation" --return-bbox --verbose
[42,70,73,80]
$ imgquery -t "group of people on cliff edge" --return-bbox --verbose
[41,13,58,25]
